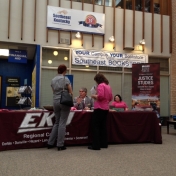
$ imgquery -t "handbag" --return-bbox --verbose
[60,77,73,107]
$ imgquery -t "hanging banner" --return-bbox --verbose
[72,49,148,68]
[132,63,160,109]
[8,49,27,64]
[47,6,105,35]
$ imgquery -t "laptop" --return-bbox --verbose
[109,105,124,112]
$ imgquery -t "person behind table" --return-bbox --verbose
[132,102,139,110]
[47,64,73,151]
[111,94,128,111]
[73,87,93,110]
[88,73,113,150]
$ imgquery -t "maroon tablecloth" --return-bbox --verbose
[0,110,162,151]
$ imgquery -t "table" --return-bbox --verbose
[167,119,176,134]
[0,110,162,151]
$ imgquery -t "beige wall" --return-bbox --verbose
[0,0,171,57]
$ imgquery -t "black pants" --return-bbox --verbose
[91,109,109,149]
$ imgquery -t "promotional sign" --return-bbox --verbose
[0,111,90,151]
[132,63,160,108]
[6,77,20,87]
[8,49,27,64]
[0,111,162,151]
[47,6,105,35]
[72,49,148,68]
[66,75,74,90]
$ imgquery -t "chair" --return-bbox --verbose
[167,115,176,134]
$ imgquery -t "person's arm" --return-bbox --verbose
[51,86,54,93]
[124,102,128,111]
[67,84,73,95]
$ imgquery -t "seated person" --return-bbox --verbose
[132,102,140,110]
[111,94,128,111]
[73,87,93,110]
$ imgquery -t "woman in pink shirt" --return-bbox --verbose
[88,73,113,150]
[111,94,128,111]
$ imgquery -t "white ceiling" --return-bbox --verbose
[0,42,36,60]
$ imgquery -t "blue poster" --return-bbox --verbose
[8,49,27,64]
[66,75,74,90]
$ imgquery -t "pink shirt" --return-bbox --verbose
[111,101,128,110]
[94,83,113,110]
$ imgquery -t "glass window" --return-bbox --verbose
[42,48,69,68]
[126,0,132,10]
[145,0,150,12]
[135,0,142,11]
[116,0,122,8]
[154,2,160,14]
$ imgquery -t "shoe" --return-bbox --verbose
[47,144,55,149]
[58,146,67,151]
[88,146,100,150]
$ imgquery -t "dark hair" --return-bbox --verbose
[57,64,67,74]
[114,94,122,101]
[94,73,109,85]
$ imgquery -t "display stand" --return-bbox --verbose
[17,86,32,109]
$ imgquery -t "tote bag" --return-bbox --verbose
[60,77,73,107]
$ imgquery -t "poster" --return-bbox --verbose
[132,63,160,110]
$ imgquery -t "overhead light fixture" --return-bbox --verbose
[48,60,52,64]
[75,32,81,39]
[64,57,68,60]
[109,36,115,42]
[53,51,58,56]
[85,65,89,68]
[0,49,9,56]
[139,39,145,45]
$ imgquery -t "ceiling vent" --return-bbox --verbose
[60,38,70,45]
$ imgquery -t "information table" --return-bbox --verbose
[0,110,162,151]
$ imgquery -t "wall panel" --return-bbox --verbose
[0,0,9,40]
[154,14,161,54]
[115,8,123,52]
[163,16,170,55]
[9,0,22,41]
[23,0,35,42]
[125,10,133,48]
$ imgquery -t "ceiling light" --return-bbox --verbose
[109,36,115,42]
[0,49,9,56]
[64,57,68,60]
[85,65,89,68]
[139,39,145,45]
[53,51,58,56]
[48,60,52,64]
[75,32,81,39]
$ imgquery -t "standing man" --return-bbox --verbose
[73,87,93,110]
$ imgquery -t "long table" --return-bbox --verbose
[0,110,162,151]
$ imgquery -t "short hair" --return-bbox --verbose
[57,64,67,74]
[114,94,122,101]
[80,87,87,93]
[94,73,109,85]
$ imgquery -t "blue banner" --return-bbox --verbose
[8,49,27,64]
[66,75,74,90]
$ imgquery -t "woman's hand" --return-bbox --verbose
[91,94,98,100]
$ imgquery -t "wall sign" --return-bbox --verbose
[72,49,148,68]
[8,49,27,64]
[6,77,20,87]
[47,6,105,35]
[132,63,160,108]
